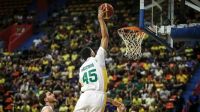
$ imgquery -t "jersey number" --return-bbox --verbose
[83,69,98,84]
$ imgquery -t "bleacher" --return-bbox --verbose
[0,0,199,112]
[0,0,32,16]
[0,0,33,31]
[67,0,137,22]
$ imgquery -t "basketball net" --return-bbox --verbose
[118,27,146,60]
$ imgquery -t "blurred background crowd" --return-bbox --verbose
[0,0,200,112]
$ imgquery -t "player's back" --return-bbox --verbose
[79,57,106,92]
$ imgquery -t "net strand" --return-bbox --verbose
[118,28,145,60]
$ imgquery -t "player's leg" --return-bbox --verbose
[101,94,107,112]
[74,101,85,112]
[88,106,102,112]
[88,92,107,112]
[74,94,88,112]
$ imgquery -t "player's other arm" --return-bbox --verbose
[98,9,109,50]
[107,98,126,112]
[78,70,83,87]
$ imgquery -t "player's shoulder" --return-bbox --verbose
[80,58,93,68]
[96,47,107,56]
[41,106,53,112]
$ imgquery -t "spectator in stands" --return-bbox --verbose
[0,1,199,112]
[188,92,199,112]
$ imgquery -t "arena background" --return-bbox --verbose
[0,0,200,112]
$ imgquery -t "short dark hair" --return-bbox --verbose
[39,90,48,105]
[80,47,92,60]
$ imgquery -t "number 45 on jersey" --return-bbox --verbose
[83,69,98,84]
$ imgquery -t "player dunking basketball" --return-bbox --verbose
[74,7,125,112]
[74,8,109,112]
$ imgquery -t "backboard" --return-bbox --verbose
[139,0,200,51]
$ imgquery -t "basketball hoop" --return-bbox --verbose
[118,26,146,60]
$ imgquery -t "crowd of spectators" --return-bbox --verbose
[0,0,200,112]
[0,0,33,30]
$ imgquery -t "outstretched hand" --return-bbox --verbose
[98,9,104,20]
[117,103,126,112]
[107,98,126,112]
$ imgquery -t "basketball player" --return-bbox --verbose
[74,8,112,112]
[39,91,57,112]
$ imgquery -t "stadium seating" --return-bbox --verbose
[0,0,199,112]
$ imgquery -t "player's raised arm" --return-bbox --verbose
[98,9,109,50]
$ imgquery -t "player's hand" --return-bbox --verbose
[117,104,126,112]
[98,9,104,20]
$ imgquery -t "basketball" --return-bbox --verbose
[99,3,114,19]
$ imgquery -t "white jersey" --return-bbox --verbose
[41,106,53,112]
[79,47,108,92]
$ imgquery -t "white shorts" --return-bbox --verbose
[74,91,107,112]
